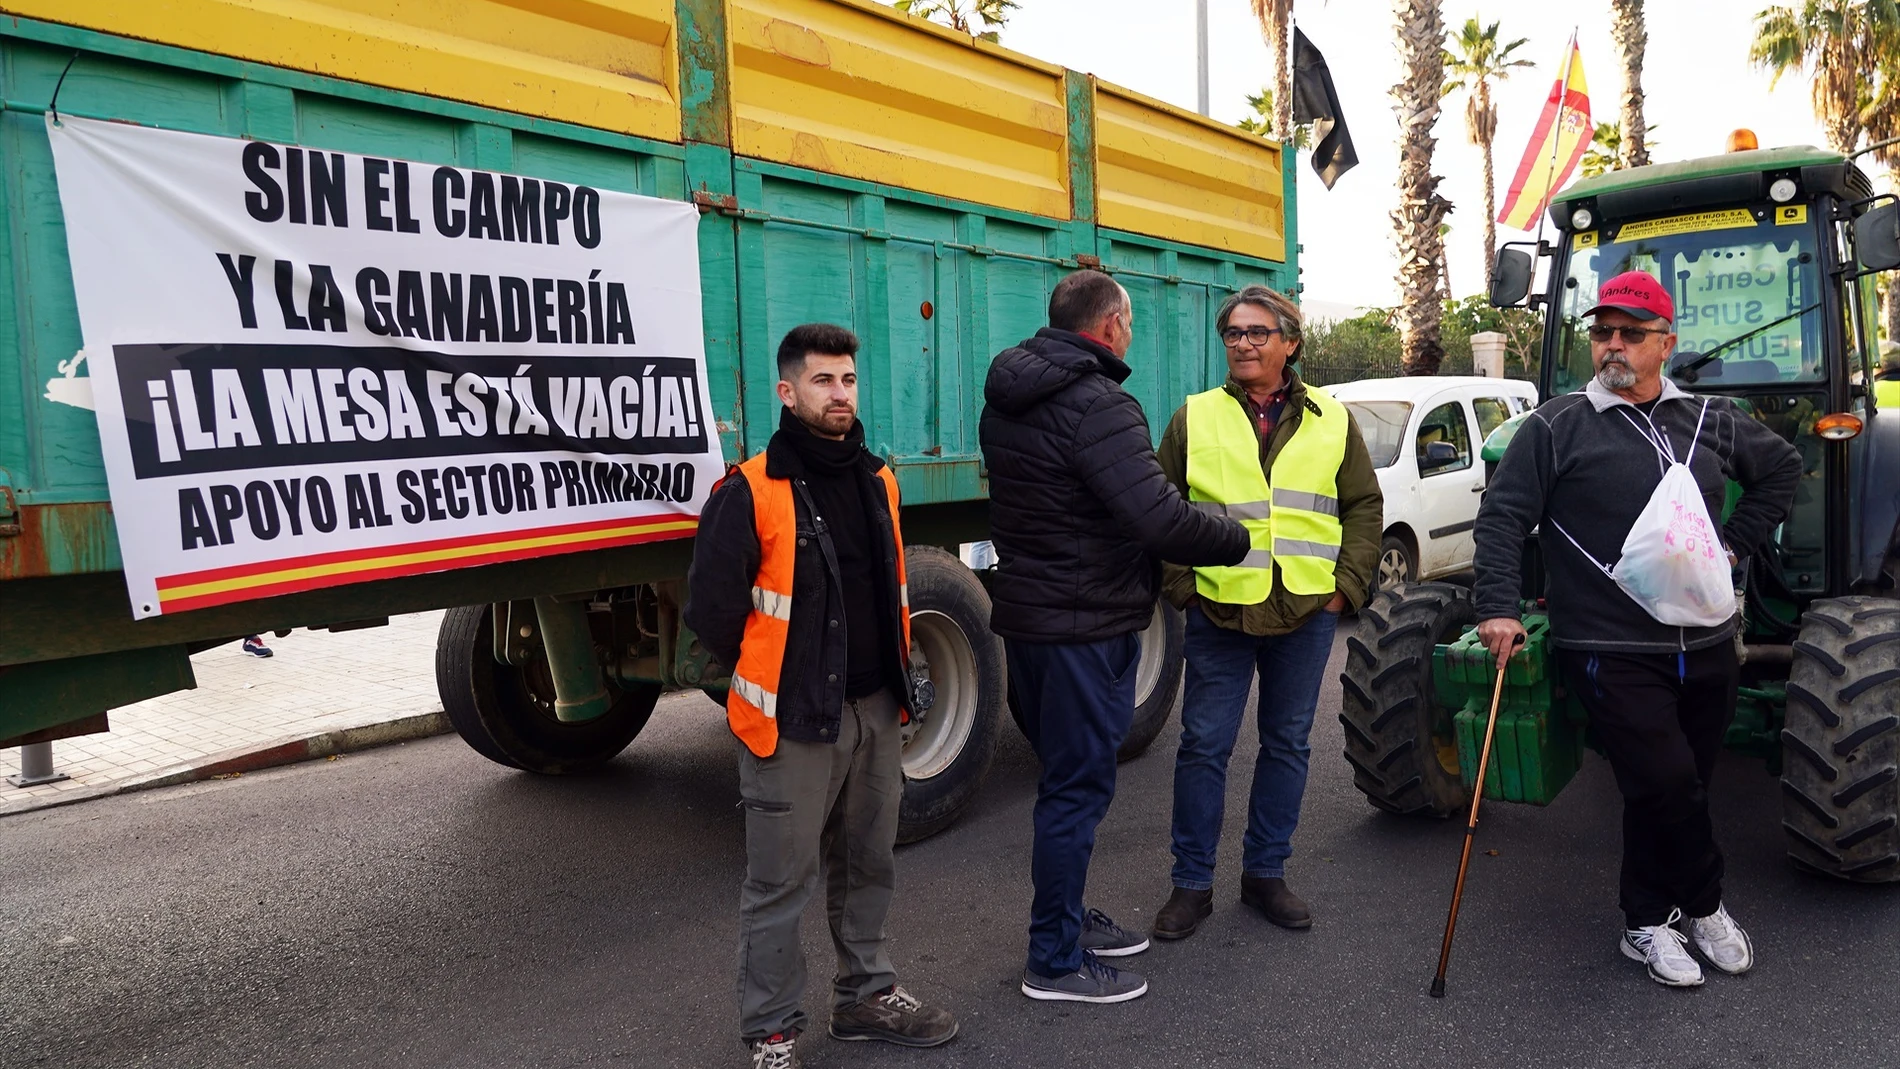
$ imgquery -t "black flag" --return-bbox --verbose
[1292,28,1358,190]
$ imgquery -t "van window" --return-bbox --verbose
[1472,397,1512,438]
[1415,401,1472,476]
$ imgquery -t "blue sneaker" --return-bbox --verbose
[1080,907,1148,957]
[241,636,273,658]
[1021,951,1148,1004]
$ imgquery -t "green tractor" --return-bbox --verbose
[1340,138,1900,882]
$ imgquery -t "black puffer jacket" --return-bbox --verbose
[978,328,1250,643]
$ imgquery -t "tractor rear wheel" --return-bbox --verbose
[1339,582,1475,817]
[1781,596,1900,882]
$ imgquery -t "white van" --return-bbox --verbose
[1325,375,1539,588]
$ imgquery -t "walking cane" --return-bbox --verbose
[1429,632,1524,998]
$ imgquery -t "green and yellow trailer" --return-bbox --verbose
[0,0,1298,838]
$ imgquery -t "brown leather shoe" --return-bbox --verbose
[829,986,957,1048]
[1240,876,1312,929]
[1153,886,1214,940]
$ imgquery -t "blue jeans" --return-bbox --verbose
[1169,603,1339,889]
[1007,633,1140,978]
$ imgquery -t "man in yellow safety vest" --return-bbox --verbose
[1150,285,1384,940]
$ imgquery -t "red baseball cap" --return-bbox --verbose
[1583,270,1673,323]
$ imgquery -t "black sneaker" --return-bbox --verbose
[829,985,957,1047]
[1079,907,1149,957]
[1020,951,1149,1004]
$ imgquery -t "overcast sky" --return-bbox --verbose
[992,0,1834,320]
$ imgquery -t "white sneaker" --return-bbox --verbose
[1689,902,1754,975]
[1620,908,1704,987]
[749,1033,799,1069]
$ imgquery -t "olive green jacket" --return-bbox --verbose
[1158,371,1384,636]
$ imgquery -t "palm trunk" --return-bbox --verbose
[1610,0,1649,168]
[1253,1,1295,141]
[1478,84,1498,289]
[1392,0,1450,376]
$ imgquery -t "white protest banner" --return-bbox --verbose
[48,116,722,619]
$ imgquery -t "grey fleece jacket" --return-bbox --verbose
[1473,377,1801,653]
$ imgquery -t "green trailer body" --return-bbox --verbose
[0,4,1296,837]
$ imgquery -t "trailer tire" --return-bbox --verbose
[1782,596,1900,882]
[897,546,1006,844]
[1339,583,1475,817]
[436,605,660,774]
[1119,600,1186,761]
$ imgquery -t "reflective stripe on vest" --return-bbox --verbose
[724,453,911,758]
[1185,385,1349,603]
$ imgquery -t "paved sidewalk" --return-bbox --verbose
[2,610,449,816]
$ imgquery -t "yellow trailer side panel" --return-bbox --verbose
[727,0,1069,218]
[4,0,681,142]
[1095,80,1286,262]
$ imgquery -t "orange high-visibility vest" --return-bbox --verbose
[725,452,912,758]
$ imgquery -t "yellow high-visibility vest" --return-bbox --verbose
[1876,376,1900,410]
[1186,385,1348,603]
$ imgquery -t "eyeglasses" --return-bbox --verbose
[1221,326,1285,347]
[1587,324,1669,344]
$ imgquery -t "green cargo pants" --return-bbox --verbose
[736,689,902,1042]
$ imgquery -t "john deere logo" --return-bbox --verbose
[1775,204,1809,225]
[1781,207,1799,220]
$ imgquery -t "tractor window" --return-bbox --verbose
[1551,213,1823,394]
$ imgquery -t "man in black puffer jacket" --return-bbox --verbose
[980,269,1249,1005]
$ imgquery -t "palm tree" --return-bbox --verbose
[1251,0,1294,141]
[1237,88,1311,148]
[892,0,1019,42]
[1580,119,1663,178]
[1393,0,1451,376]
[1442,18,1532,291]
[1860,57,1900,340]
[1751,1,1900,155]
[1609,0,1650,167]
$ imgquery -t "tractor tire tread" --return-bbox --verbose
[1338,583,1474,819]
[1782,596,1900,882]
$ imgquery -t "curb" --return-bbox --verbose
[0,711,451,818]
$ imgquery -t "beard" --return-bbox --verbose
[1596,356,1637,390]
[795,398,856,436]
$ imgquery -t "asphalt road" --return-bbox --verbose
[4,632,1897,1069]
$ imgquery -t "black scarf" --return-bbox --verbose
[779,406,867,475]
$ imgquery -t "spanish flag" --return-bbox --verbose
[1497,41,1592,232]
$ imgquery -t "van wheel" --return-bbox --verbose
[1377,535,1417,591]
[1120,600,1186,761]
[897,546,1006,843]
[435,605,659,774]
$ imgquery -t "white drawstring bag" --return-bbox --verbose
[1549,400,1736,628]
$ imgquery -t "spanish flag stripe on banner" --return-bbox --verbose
[152,514,697,613]
[1497,41,1592,232]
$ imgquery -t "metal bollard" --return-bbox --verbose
[8,741,70,787]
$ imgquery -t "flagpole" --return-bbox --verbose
[1528,30,1579,260]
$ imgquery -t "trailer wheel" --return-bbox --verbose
[435,605,660,774]
[1119,600,1186,761]
[897,546,1006,843]
[1339,583,1475,817]
[1782,596,1900,882]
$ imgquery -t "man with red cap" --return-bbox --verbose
[1471,270,1800,988]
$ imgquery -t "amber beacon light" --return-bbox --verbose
[1726,129,1760,152]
